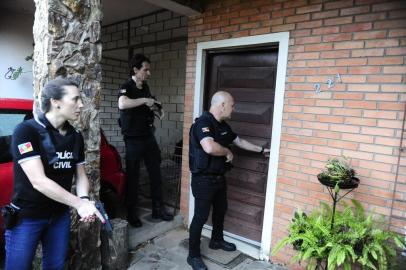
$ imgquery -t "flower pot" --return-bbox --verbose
[317,174,359,189]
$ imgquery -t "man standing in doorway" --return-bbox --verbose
[188,91,269,270]
[118,53,173,227]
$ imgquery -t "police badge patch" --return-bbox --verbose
[202,127,210,133]
[18,142,33,154]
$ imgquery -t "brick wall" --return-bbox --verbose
[181,0,406,267]
[100,10,187,159]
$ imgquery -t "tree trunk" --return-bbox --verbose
[33,0,103,269]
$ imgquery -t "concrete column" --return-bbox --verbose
[33,0,103,269]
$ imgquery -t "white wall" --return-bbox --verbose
[0,12,34,99]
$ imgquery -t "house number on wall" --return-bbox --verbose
[314,74,341,94]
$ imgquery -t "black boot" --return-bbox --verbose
[187,256,207,270]
[209,239,236,251]
[127,206,142,227]
[152,201,174,221]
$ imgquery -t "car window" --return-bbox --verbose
[0,110,33,163]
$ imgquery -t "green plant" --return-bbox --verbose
[319,157,355,183]
[272,200,405,270]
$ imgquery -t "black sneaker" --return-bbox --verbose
[127,209,142,227]
[187,256,208,270]
[208,240,236,251]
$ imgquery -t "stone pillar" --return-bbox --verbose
[33,0,103,269]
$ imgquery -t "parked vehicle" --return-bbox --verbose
[0,98,126,252]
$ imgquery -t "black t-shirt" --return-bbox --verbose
[11,115,85,218]
[118,78,155,137]
[193,111,237,148]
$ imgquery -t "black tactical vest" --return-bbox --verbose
[189,112,232,175]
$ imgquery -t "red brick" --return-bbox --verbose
[341,75,367,83]
[328,140,358,150]
[296,4,322,14]
[305,43,333,51]
[353,30,387,40]
[314,130,342,140]
[325,0,354,10]
[341,22,372,32]
[220,11,240,20]
[383,66,406,74]
[312,10,339,20]
[269,18,284,26]
[355,12,387,22]
[323,33,352,42]
[334,41,364,50]
[374,19,406,29]
[378,102,405,110]
[372,1,406,12]
[250,27,270,35]
[291,29,312,37]
[348,84,380,92]
[321,50,350,58]
[319,67,348,75]
[349,66,380,74]
[333,92,364,100]
[378,119,403,129]
[362,126,394,137]
[260,3,282,13]
[306,59,335,67]
[336,58,367,66]
[368,56,404,65]
[211,20,230,28]
[368,75,402,83]
[316,115,344,123]
[288,60,306,68]
[389,29,406,37]
[313,26,340,35]
[365,39,399,48]
[289,98,316,106]
[389,10,406,19]
[376,137,402,147]
[203,28,220,35]
[381,84,406,93]
[346,100,377,109]
[240,22,260,30]
[221,25,239,33]
[351,48,384,57]
[316,100,344,107]
[230,30,249,38]
[296,20,323,29]
[239,8,259,17]
[345,117,377,126]
[295,36,321,44]
[303,106,331,114]
[364,110,397,119]
[293,52,320,60]
[325,16,353,26]
[230,17,249,24]
[286,14,310,23]
[272,24,296,32]
[342,133,374,143]
[313,145,342,155]
[249,13,270,22]
[272,8,295,18]
[360,144,393,155]
[386,47,406,56]
[283,0,307,9]
[342,149,374,160]
[341,5,371,16]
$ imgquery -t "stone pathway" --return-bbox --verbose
[127,226,289,270]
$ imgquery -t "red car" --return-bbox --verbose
[0,98,126,251]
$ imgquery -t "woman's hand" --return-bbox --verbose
[76,199,105,223]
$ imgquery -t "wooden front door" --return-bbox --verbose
[204,46,278,242]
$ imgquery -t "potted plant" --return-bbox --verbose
[272,200,405,270]
[317,157,359,189]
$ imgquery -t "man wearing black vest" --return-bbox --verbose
[118,54,173,227]
[187,91,270,270]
